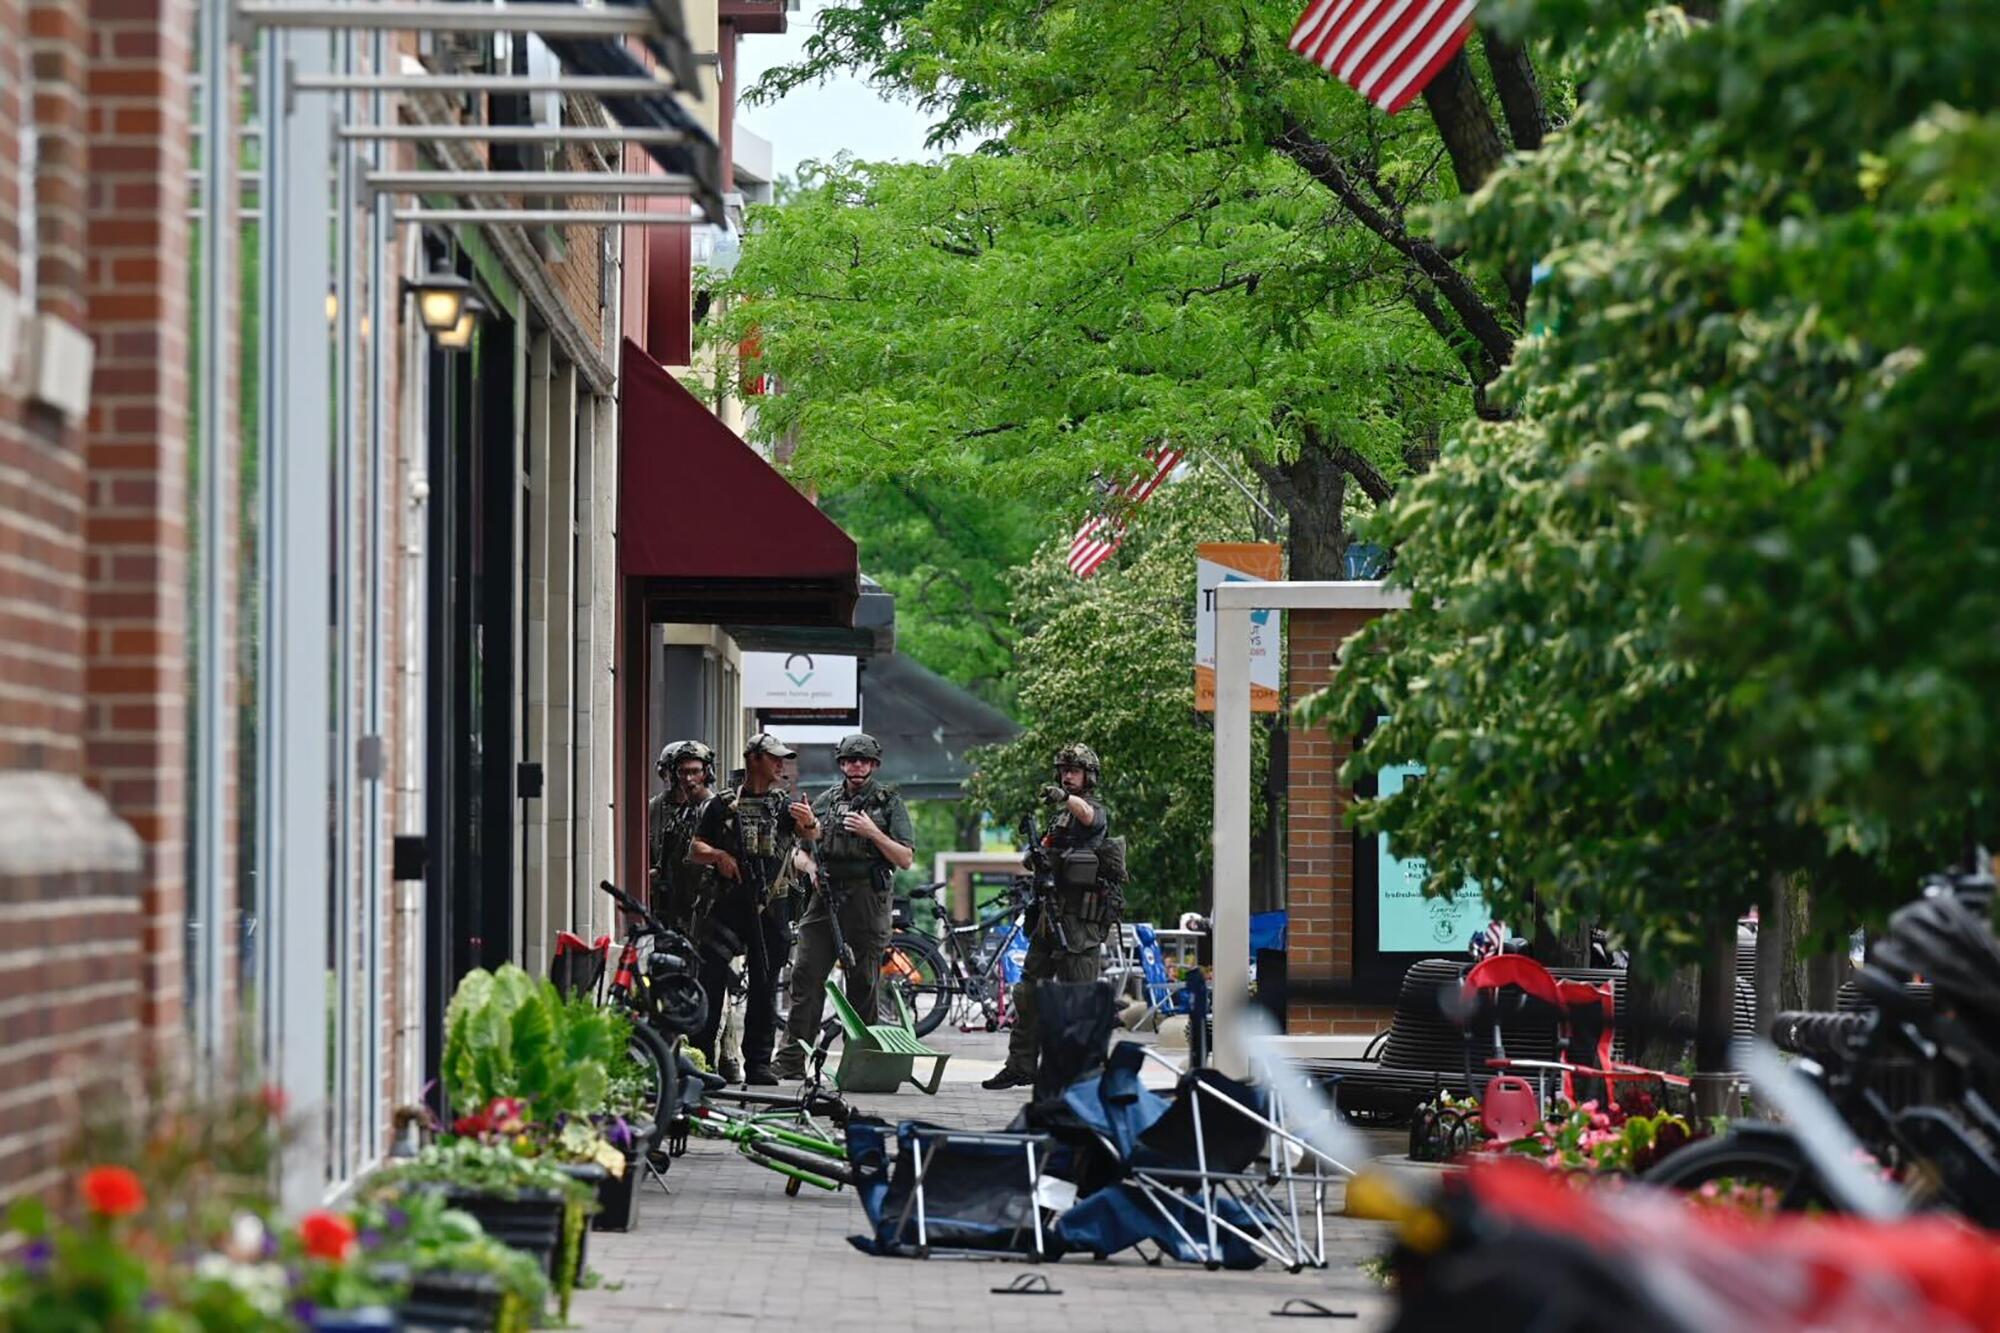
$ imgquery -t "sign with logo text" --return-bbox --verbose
[743,651,859,727]
[1195,542,1283,711]
[1373,754,1492,953]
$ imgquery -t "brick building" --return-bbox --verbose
[0,0,841,1205]
[1,0,196,1199]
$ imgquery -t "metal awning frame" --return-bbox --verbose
[392,207,707,225]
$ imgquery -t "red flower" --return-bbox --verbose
[80,1165,146,1217]
[299,1210,356,1263]
[258,1084,289,1117]
[452,1113,492,1137]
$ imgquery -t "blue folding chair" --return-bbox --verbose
[1132,923,1194,1032]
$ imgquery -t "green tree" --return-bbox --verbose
[970,467,1268,922]
[719,0,1572,577]
[1311,0,2000,966]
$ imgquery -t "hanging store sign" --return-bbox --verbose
[1195,542,1283,711]
[744,651,860,727]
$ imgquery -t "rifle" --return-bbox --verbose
[812,861,857,972]
[1016,811,1068,952]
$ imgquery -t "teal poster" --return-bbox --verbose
[1374,758,1491,953]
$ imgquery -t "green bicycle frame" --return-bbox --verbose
[690,1105,851,1191]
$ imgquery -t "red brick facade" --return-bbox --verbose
[82,0,194,1047]
[0,0,193,1200]
[1286,607,1395,1034]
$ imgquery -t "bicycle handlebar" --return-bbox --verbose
[599,879,666,934]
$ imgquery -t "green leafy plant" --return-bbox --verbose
[361,1143,594,1204]
[347,1192,549,1333]
[441,965,629,1128]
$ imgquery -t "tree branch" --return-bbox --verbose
[1276,116,1516,379]
[1307,423,1396,505]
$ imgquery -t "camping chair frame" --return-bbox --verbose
[1131,923,1195,1032]
[1096,1045,1355,1272]
[881,1128,1057,1260]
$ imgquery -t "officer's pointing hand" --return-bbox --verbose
[1039,784,1069,807]
[789,801,817,828]
[843,811,881,839]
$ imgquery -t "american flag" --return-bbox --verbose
[1289,0,1477,115]
[1066,447,1185,579]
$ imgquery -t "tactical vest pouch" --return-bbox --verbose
[1058,849,1099,891]
[1096,836,1127,888]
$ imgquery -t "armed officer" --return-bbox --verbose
[984,742,1116,1091]
[689,732,821,1084]
[648,740,717,935]
[771,732,915,1081]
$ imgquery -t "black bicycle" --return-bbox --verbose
[881,880,1027,1038]
[584,880,712,1154]
[1643,866,2000,1225]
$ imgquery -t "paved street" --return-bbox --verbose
[573,1028,1399,1331]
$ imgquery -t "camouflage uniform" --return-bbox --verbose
[774,757,914,1075]
[690,735,807,1077]
[999,790,1112,1081]
[648,789,714,935]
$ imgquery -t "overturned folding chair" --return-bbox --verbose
[1052,1042,1351,1271]
[844,1117,1060,1259]
[825,979,951,1095]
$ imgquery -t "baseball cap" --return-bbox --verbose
[744,731,797,759]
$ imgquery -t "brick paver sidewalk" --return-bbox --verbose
[571,1028,1398,1331]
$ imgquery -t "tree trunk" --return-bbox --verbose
[1264,449,1349,581]
[1777,874,1811,1012]
[1754,874,1784,1040]
[1693,915,1740,1118]
[1624,965,1699,1074]
[953,803,983,853]
[1421,50,1508,196]
[1480,31,1548,152]
[1806,951,1842,1010]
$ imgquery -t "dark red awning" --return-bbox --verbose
[619,339,858,625]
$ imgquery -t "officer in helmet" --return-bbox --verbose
[648,740,717,934]
[770,732,915,1080]
[984,742,1111,1090]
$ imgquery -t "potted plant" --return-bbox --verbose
[348,1192,550,1333]
[362,1142,595,1321]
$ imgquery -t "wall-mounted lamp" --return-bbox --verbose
[432,295,489,352]
[403,270,475,337]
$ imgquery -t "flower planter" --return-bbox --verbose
[399,1268,505,1332]
[590,1138,645,1234]
[554,1164,604,1279]
[443,1189,565,1280]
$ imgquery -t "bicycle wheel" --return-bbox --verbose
[617,1021,677,1154]
[881,931,952,1038]
[1641,1128,1834,1211]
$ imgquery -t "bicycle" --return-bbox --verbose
[1642,864,2000,1224]
[880,880,1028,1039]
[578,880,712,1154]
[671,1017,860,1196]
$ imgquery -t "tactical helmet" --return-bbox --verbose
[658,739,717,785]
[836,732,884,763]
[1053,742,1101,788]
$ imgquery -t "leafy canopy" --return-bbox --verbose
[1313,0,2000,961]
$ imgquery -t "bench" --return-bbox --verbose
[1302,958,1757,1121]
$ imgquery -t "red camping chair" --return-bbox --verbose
[1458,955,1688,1124]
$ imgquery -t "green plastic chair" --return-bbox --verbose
[824,979,951,1095]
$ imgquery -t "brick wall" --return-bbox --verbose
[81,0,193,1049]
[1286,606,1395,1033]
[0,0,176,1203]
